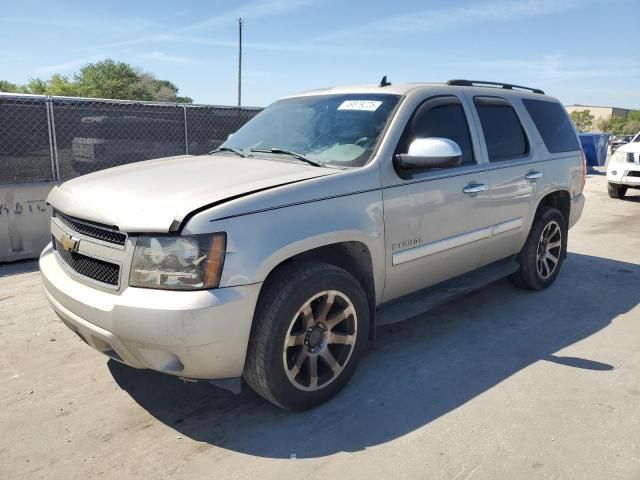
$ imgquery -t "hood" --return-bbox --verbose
[619,142,640,153]
[47,154,336,232]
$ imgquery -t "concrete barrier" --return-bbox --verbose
[0,183,54,263]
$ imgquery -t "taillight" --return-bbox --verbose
[580,149,587,193]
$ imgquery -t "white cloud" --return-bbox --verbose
[140,51,193,63]
[450,55,640,81]
[182,0,316,32]
[316,0,586,41]
[35,55,106,75]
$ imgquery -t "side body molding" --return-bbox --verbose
[392,217,523,266]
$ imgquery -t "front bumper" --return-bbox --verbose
[607,159,640,187]
[40,243,262,380]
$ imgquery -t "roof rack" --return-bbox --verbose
[446,79,545,95]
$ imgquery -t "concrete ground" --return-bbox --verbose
[1,172,639,479]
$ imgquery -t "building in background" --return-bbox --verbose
[565,105,630,132]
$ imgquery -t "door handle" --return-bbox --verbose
[525,171,543,181]
[463,183,487,195]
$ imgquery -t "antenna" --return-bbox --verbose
[379,75,391,87]
[237,18,243,107]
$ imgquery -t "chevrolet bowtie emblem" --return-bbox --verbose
[59,233,80,252]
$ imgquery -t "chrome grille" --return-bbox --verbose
[54,210,126,246]
[54,238,120,286]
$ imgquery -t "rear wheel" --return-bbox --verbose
[510,207,567,290]
[608,182,627,199]
[243,261,369,410]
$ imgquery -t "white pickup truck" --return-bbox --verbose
[40,79,586,410]
[607,131,640,198]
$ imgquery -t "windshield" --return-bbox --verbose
[221,93,401,168]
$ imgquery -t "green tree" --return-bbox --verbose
[569,110,594,132]
[0,59,193,102]
[627,110,640,123]
[47,74,81,96]
[0,80,28,93]
[26,78,47,94]
[623,119,640,135]
[75,60,151,100]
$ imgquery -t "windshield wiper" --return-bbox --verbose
[250,148,322,167]
[208,146,248,158]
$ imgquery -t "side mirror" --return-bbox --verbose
[394,138,462,177]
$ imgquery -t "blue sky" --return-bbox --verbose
[1,0,638,108]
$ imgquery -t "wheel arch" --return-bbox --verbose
[535,189,571,225]
[258,241,378,339]
[532,189,571,259]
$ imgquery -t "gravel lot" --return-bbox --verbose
[1,172,639,479]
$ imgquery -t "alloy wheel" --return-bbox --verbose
[282,290,357,391]
[536,220,562,280]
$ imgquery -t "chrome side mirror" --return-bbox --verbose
[394,138,462,177]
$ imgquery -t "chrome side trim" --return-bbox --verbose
[491,217,523,236]
[392,227,491,266]
[392,217,523,266]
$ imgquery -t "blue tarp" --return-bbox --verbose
[579,133,610,167]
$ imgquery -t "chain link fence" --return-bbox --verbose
[0,93,262,184]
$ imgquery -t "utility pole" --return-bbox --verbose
[237,17,243,108]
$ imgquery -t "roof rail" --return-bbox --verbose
[447,79,545,95]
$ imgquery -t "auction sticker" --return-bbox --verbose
[338,100,383,111]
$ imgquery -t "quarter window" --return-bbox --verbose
[399,97,475,165]
[474,97,528,161]
[522,99,579,153]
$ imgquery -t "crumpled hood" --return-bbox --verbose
[47,154,336,232]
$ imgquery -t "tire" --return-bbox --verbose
[608,182,627,199]
[243,261,369,410]
[510,207,567,291]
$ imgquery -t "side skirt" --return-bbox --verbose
[376,257,519,326]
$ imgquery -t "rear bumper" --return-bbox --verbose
[40,243,261,379]
[569,193,585,229]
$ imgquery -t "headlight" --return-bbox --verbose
[610,150,627,164]
[129,233,226,290]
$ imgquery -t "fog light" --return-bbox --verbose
[612,170,617,175]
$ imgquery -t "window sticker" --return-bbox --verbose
[337,100,383,112]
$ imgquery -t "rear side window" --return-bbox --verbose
[522,99,579,153]
[400,96,475,165]
[474,97,528,161]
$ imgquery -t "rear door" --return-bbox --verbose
[466,95,541,266]
[380,92,492,302]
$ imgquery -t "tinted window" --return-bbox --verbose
[402,99,475,165]
[522,99,579,153]
[475,98,528,161]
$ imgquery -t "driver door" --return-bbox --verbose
[381,93,493,302]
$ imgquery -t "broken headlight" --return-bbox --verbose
[129,233,226,290]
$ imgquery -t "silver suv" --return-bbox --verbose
[40,79,586,410]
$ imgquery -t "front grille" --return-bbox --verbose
[54,211,126,246]
[627,152,636,163]
[54,239,120,286]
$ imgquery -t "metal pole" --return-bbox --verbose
[238,17,243,108]
[183,105,189,155]
[48,96,61,182]
[45,99,57,183]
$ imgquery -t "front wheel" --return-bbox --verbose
[608,182,627,199]
[243,261,369,410]
[510,207,567,290]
